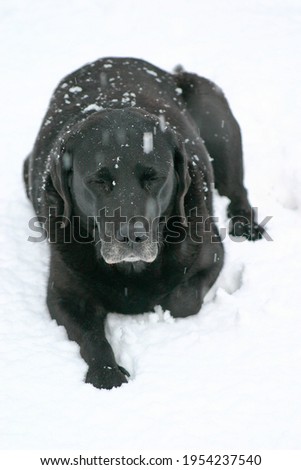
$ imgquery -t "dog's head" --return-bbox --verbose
[50,108,191,266]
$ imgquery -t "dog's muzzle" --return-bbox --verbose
[99,220,159,264]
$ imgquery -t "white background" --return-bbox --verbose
[0,0,300,451]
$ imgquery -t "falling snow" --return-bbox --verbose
[69,86,83,93]
[83,103,103,113]
[143,132,153,154]
[62,152,72,170]
[158,114,166,132]
[121,91,136,106]
[143,68,158,77]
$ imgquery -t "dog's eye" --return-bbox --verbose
[146,175,160,182]
[145,175,166,190]
[141,169,163,189]
[86,176,113,192]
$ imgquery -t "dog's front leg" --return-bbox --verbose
[47,281,129,389]
[81,326,130,390]
[161,250,224,318]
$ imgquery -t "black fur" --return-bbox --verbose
[24,57,262,389]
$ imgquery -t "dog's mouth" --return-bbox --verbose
[120,255,142,263]
[100,240,158,265]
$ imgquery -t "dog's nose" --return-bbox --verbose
[116,221,148,244]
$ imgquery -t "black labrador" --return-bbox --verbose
[24,57,263,389]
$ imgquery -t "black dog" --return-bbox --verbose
[24,57,263,389]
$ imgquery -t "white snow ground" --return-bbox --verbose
[0,0,301,451]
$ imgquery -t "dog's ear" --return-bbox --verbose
[49,141,73,224]
[173,138,191,227]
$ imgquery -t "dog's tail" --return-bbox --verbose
[173,64,185,74]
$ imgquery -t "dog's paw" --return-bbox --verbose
[85,364,129,390]
[229,216,264,241]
